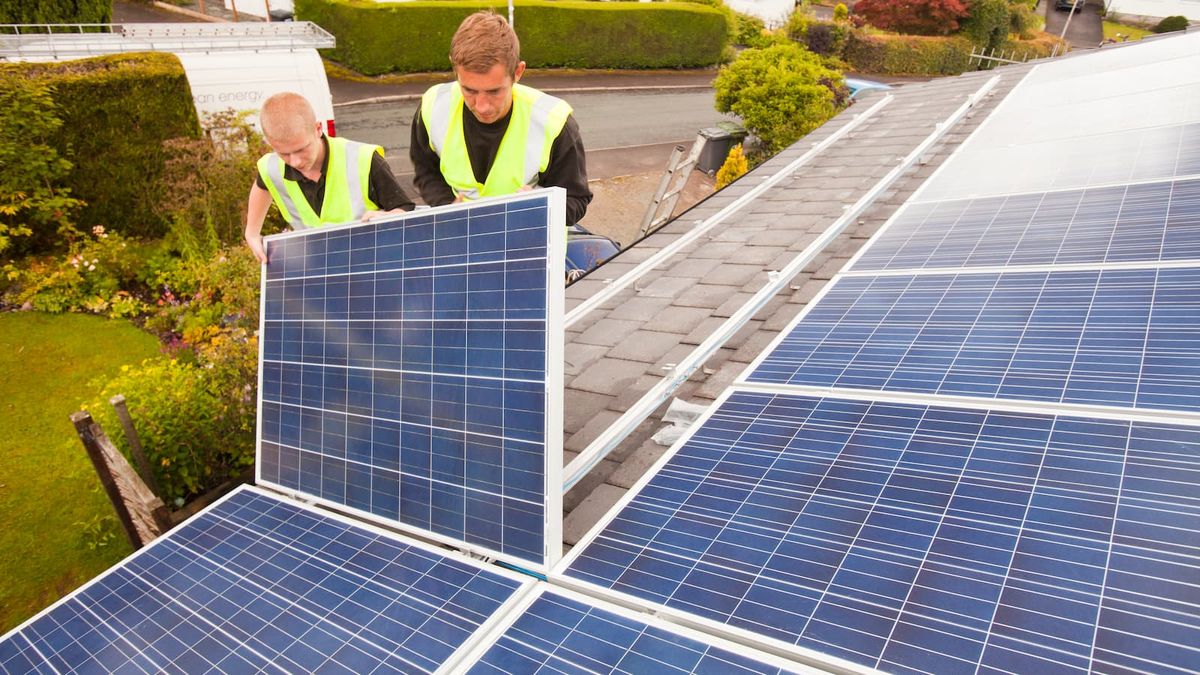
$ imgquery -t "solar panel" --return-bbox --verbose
[852,178,1200,272]
[561,390,1200,674]
[745,267,1200,411]
[0,486,533,674]
[914,121,1200,202]
[257,190,565,571]
[463,587,803,674]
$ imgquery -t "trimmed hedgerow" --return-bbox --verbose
[843,32,973,75]
[297,0,729,74]
[1,53,201,240]
[0,0,110,23]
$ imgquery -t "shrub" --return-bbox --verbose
[844,32,973,75]
[157,110,283,251]
[0,76,84,255]
[2,227,154,317]
[714,42,845,154]
[145,246,262,344]
[833,3,849,22]
[0,54,201,244]
[784,7,810,40]
[1009,2,1040,38]
[84,335,257,505]
[960,0,1011,51]
[854,0,969,35]
[734,11,775,47]
[804,20,852,57]
[298,0,728,74]
[0,0,109,23]
[1153,16,1189,33]
[715,144,748,190]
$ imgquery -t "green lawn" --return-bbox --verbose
[1103,20,1153,42]
[0,312,160,633]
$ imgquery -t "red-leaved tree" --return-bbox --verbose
[854,0,970,35]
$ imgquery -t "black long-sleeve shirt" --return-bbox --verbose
[409,103,592,225]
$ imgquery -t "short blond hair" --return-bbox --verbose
[259,92,316,143]
[449,11,520,75]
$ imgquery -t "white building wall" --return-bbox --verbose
[723,0,796,27]
[1106,0,1200,20]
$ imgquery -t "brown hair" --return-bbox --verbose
[259,92,316,143]
[449,11,520,75]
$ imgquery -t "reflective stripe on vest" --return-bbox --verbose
[257,137,381,229]
[421,82,572,201]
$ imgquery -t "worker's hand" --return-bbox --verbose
[518,185,533,192]
[454,194,467,203]
[246,234,268,265]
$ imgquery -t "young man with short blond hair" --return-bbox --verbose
[410,11,592,225]
[245,92,414,263]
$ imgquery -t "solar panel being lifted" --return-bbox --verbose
[0,487,533,674]
[561,390,1200,674]
[257,192,565,571]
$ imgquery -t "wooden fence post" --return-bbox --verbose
[109,394,161,498]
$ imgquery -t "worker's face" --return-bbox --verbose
[456,61,526,125]
[269,123,324,174]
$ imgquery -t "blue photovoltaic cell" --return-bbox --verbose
[563,391,1200,674]
[852,178,1200,271]
[258,195,557,566]
[469,590,791,675]
[0,487,525,674]
[917,121,1200,202]
[747,268,1200,411]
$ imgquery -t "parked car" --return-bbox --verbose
[1055,0,1084,11]
[566,225,620,283]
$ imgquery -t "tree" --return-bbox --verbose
[854,0,969,35]
[714,42,846,155]
[960,0,1011,51]
[0,77,83,254]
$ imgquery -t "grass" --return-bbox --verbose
[0,312,161,633]
[1102,20,1153,42]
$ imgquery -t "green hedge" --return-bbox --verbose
[843,32,973,75]
[1,54,200,239]
[0,0,110,23]
[298,0,729,74]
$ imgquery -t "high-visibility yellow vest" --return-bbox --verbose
[421,82,572,200]
[257,136,381,228]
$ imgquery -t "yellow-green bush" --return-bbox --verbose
[298,0,729,74]
[999,33,1061,61]
[844,32,973,75]
[715,143,748,190]
[0,54,201,240]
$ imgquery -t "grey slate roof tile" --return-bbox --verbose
[607,330,685,364]
[673,283,742,310]
[563,483,625,545]
[564,343,609,379]
[574,318,642,348]
[570,356,650,396]
[604,295,676,322]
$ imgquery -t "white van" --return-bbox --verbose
[0,21,337,134]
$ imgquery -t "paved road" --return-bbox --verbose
[1042,0,1104,50]
[333,86,736,182]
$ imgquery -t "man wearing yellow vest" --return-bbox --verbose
[244,92,415,263]
[410,11,592,225]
